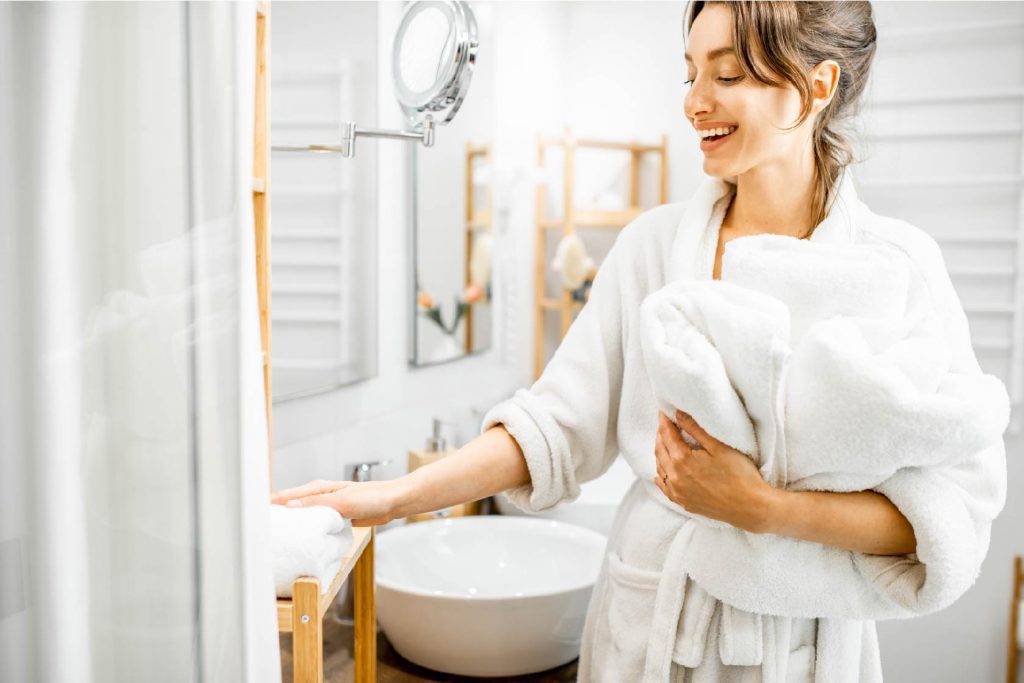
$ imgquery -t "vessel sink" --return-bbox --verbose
[374,515,607,677]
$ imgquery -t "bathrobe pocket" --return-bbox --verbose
[594,550,663,680]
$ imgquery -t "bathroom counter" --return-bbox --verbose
[280,605,579,682]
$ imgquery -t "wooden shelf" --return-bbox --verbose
[540,207,644,229]
[253,5,376,682]
[533,128,669,380]
[539,297,583,310]
[464,142,493,353]
[276,526,374,633]
[538,136,664,153]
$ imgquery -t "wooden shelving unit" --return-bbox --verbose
[464,142,492,353]
[533,129,669,380]
[252,5,376,682]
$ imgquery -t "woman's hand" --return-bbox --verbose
[271,479,406,527]
[652,409,777,533]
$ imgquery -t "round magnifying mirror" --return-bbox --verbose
[392,0,478,127]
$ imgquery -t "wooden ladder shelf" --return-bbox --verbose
[533,129,669,380]
[253,4,377,681]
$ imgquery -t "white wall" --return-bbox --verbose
[271,2,529,497]
[271,3,1023,678]
[863,3,1024,680]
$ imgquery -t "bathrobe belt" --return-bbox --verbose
[639,480,766,681]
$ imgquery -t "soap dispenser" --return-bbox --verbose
[405,418,482,523]
[408,418,452,472]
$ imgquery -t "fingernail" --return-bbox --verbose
[286,500,302,508]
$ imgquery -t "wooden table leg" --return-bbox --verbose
[353,527,376,683]
[292,577,323,683]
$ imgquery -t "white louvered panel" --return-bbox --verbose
[859,3,1024,433]
[270,58,355,398]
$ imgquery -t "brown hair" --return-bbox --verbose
[684,1,877,235]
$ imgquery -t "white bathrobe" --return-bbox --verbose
[480,171,1009,682]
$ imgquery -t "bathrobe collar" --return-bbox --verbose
[669,168,864,281]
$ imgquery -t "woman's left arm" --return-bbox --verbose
[653,409,917,557]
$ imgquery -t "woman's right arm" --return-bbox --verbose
[393,424,531,517]
[276,210,655,523]
[271,424,530,525]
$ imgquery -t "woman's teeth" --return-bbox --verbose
[700,126,737,141]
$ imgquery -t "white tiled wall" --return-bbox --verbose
[860,2,1024,436]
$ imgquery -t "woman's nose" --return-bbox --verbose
[683,78,713,121]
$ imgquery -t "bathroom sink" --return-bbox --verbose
[374,516,608,677]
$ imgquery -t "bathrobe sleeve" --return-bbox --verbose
[478,224,636,513]
[853,228,1010,616]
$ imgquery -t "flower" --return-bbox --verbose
[465,283,484,304]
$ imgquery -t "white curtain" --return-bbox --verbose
[0,2,280,681]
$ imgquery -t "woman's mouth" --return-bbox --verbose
[700,126,737,152]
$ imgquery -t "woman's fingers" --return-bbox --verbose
[283,491,342,511]
[655,434,671,471]
[281,491,382,526]
[658,410,693,458]
[675,410,724,454]
[281,480,400,528]
[271,479,345,505]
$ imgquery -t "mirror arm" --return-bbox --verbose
[271,116,435,158]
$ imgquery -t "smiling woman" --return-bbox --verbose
[274,2,1011,682]
[682,0,875,238]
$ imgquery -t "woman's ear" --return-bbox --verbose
[811,59,841,113]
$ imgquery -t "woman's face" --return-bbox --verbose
[683,3,812,179]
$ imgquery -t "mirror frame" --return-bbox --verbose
[391,0,478,127]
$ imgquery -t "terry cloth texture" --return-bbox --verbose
[480,171,1009,682]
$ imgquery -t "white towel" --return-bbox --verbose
[638,232,1011,621]
[269,504,353,598]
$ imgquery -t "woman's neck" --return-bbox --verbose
[722,160,818,239]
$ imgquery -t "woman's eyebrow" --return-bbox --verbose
[684,46,736,64]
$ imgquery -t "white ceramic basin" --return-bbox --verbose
[374,516,608,677]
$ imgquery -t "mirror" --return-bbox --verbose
[267,1,483,392]
[408,1,493,366]
[269,2,379,401]
[392,0,478,128]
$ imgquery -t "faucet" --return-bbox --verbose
[349,458,391,483]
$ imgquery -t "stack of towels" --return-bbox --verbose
[639,232,1011,620]
[269,504,353,598]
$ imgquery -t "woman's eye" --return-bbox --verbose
[683,76,741,87]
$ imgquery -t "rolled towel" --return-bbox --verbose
[638,233,1011,620]
[269,504,353,598]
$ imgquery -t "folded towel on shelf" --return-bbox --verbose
[639,232,1011,621]
[269,504,353,598]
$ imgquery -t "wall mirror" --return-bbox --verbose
[269,2,379,401]
[408,1,494,366]
[269,0,484,390]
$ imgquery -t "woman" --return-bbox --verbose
[274,2,1008,680]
